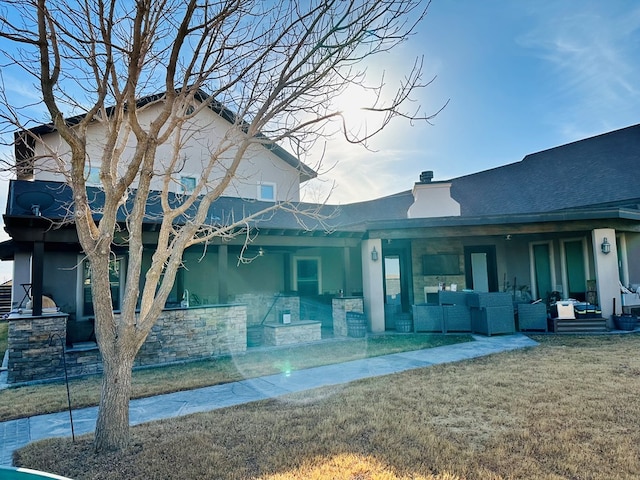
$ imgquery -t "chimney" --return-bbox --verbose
[419,171,434,183]
[409,170,460,218]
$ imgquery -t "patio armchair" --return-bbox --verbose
[517,302,548,332]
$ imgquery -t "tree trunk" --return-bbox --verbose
[94,351,135,452]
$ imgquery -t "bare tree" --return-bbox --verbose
[0,0,438,452]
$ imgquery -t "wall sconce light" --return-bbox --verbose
[371,246,379,261]
[601,237,611,254]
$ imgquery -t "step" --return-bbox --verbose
[552,318,608,333]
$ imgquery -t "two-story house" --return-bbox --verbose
[2,90,640,383]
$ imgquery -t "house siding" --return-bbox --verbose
[29,105,303,201]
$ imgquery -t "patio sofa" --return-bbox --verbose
[413,290,473,333]
[413,290,515,336]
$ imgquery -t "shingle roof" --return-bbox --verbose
[8,124,640,236]
[451,123,640,216]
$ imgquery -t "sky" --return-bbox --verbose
[313,0,640,204]
[1,1,640,281]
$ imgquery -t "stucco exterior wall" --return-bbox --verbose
[361,239,384,332]
[408,182,460,218]
[226,252,285,296]
[42,253,80,314]
[498,240,531,296]
[30,103,303,202]
[592,228,619,325]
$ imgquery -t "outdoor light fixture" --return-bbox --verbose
[371,246,379,261]
[601,237,611,254]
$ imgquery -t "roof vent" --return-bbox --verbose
[419,171,434,183]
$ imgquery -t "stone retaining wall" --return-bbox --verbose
[6,304,247,384]
[136,304,246,366]
[6,313,68,383]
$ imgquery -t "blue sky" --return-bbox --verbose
[317,0,640,203]
[1,1,640,280]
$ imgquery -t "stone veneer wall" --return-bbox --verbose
[232,293,300,326]
[6,313,68,383]
[136,305,247,366]
[6,305,247,384]
[411,239,466,302]
[332,297,364,337]
[262,321,321,346]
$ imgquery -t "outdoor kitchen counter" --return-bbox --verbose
[262,320,322,346]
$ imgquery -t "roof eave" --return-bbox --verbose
[364,207,640,231]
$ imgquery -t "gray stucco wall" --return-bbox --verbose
[42,253,80,316]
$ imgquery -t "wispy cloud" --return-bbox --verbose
[517,3,640,136]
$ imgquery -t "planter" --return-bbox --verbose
[613,315,637,331]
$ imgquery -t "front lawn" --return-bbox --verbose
[0,333,470,421]
[15,334,640,479]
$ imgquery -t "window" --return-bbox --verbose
[294,257,321,296]
[179,175,197,194]
[78,257,125,317]
[258,182,276,201]
[84,166,101,186]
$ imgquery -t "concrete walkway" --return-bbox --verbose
[0,333,538,465]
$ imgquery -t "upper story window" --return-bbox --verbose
[179,175,197,194]
[258,182,276,202]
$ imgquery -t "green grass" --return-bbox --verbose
[0,333,471,421]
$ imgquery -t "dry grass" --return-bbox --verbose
[0,321,7,360]
[0,334,469,421]
[15,334,640,479]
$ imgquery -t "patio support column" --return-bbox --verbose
[283,254,291,292]
[592,228,618,327]
[12,251,31,309]
[361,239,384,332]
[218,244,228,303]
[31,240,44,316]
[343,246,351,296]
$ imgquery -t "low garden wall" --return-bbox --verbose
[6,304,247,384]
[232,293,300,326]
[6,313,69,383]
